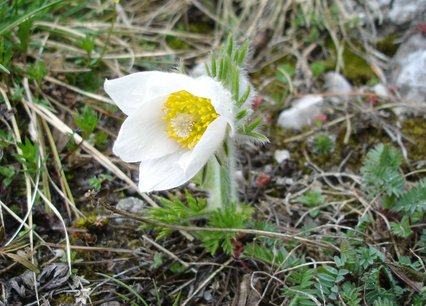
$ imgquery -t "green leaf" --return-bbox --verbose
[28,61,47,85]
[210,51,217,77]
[0,0,64,35]
[80,34,95,56]
[389,215,413,238]
[204,62,212,77]
[231,65,240,101]
[244,132,269,143]
[198,203,253,255]
[237,41,249,65]
[236,109,250,121]
[15,138,39,171]
[276,63,295,84]
[97,272,149,306]
[0,63,10,74]
[74,105,99,137]
[226,34,234,57]
[0,165,16,186]
[297,189,325,208]
[237,85,251,106]
[309,61,326,77]
[361,144,405,199]
[393,179,426,214]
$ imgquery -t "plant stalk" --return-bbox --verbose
[205,136,238,210]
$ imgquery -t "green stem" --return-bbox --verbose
[204,136,238,210]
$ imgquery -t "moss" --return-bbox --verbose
[250,56,297,104]
[376,34,400,57]
[166,36,190,50]
[166,22,212,50]
[401,117,426,162]
[54,294,75,304]
[324,42,374,84]
[272,113,391,173]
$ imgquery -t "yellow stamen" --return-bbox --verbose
[162,90,219,149]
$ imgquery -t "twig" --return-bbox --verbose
[142,235,197,273]
[181,258,233,306]
[97,198,337,250]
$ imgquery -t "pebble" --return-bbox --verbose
[115,197,145,224]
[388,0,426,25]
[274,149,290,163]
[390,33,426,111]
[324,72,353,104]
[277,95,324,130]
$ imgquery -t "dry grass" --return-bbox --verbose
[1,0,425,305]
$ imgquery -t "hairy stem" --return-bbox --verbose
[205,137,238,210]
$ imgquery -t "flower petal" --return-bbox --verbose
[179,116,228,177]
[104,71,192,115]
[113,96,181,162]
[182,76,235,135]
[138,117,228,192]
[138,153,187,192]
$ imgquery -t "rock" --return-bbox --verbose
[377,0,391,5]
[115,197,145,224]
[390,33,426,108]
[274,149,290,163]
[100,302,121,306]
[277,95,324,130]
[372,83,390,97]
[388,0,426,25]
[324,72,353,104]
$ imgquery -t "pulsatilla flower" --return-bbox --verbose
[104,71,235,192]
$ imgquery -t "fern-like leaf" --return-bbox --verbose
[361,144,405,197]
[392,179,426,214]
[147,193,208,238]
[198,203,253,255]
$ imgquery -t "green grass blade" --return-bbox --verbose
[97,272,149,306]
[0,0,65,35]
[0,63,10,74]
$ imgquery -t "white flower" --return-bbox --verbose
[104,71,235,192]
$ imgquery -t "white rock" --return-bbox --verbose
[388,0,426,25]
[277,95,324,130]
[390,34,426,107]
[377,0,392,5]
[276,177,294,186]
[116,197,145,224]
[372,83,389,97]
[274,149,290,163]
[324,72,353,104]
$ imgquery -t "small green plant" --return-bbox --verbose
[147,194,254,255]
[27,61,47,85]
[393,179,426,214]
[80,34,95,60]
[310,132,336,155]
[276,63,295,84]
[361,143,405,202]
[17,19,32,54]
[389,215,413,238]
[297,188,325,217]
[0,165,16,186]
[197,203,253,255]
[0,38,12,74]
[88,173,113,192]
[74,105,99,139]
[361,143,426,214]
[309,61,326,78]
[14,138,39,173]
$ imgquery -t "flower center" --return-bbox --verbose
[162,90,219,149]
